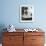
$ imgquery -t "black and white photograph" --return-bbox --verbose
[20,5,34,22]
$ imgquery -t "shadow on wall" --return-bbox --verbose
[0,24,7,43]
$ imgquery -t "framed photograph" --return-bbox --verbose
[20,5,34,22]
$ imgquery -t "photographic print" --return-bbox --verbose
[20,5,34,22]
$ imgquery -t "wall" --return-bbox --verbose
[0,0,46,29]
[0,0,46,43]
